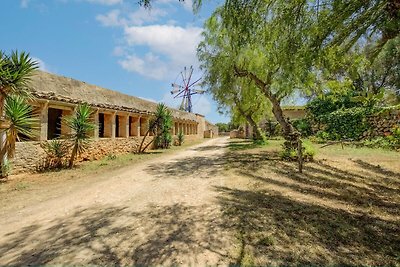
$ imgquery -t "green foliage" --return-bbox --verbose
[177,131,184,146]
[363,127,400,150]
[0,51,38,98]
[1,95,38,160]
[292,119,312,137]
[279,140,315,161]
[154,107,173,149]
[64,103,95,168]
[319,107,370,140]
[306,88,377,141]
[107,153,117,160]
[215,122,229,132]
[38,139,69,170]
[138,103,172,152]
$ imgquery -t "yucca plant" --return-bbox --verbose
[0,51,38,176]
[138,103,171,153]
[0,95,38,162]
[64,103,95,168]
[40,139,69,169]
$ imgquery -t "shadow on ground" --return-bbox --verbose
[0,203,231,266]
[145,139,399,265]
[217,141,400,265]
[2,140,399,266]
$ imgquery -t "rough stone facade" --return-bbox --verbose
[363,109,400,138]
[10,71,217,174]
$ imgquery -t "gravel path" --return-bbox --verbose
[0,137,235,266]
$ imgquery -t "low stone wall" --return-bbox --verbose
[11,136,153,174]
[363,110,400,138]
[11,134,203,174]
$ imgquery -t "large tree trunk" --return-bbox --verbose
[234,66,300,151]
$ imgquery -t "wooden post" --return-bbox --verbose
[297,138,303,173]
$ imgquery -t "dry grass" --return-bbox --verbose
[222,139,400,266]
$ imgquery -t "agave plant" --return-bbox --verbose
[0,95,38,160]
[64,103,95,168]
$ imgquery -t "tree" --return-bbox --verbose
[64,103,95,168]
[198,5,315,149]
[198,14,272,141]
[137,103,171,153]
[0,51,38,175]
[0,96,38,174]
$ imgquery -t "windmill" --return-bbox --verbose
[171,66,205,113]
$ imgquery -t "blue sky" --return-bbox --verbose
[0,0,228,123]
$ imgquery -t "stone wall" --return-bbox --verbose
[11,136,154,174]
[363,110,400,138]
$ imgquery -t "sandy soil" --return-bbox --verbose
[0,137,235,266]
[1,137,399,266]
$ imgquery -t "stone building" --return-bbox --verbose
[12,71,216,173]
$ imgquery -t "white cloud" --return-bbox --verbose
[86,0,122,5]
[122,24,202,73]
[32,57,49,72]
[119,53,169,80]
[112,46,126,56]
[118,24,202,80]
[127,7,167,26]
[20,0,30,8]
[96,7,167,27]
[96,9,125,27]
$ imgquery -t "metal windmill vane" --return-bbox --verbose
[171,66,205,113]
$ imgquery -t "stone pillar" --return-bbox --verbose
[140,117,148,136]
[39,102,49,141]
[132,116,140,137]
[61,109,73,137]
[93,109,99,139]
[124,115,129,138]
[111,112,116,139]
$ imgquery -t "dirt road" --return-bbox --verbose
[0,137,236,266]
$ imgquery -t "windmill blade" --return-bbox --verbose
[194,89,206,94]
[171,83,184,89]
[170,88,181,95]
[188,77,202,88]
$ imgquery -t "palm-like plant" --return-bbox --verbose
[155,108,173,149]
[0,95,38,160]
[0,51,38,114]
[0,51,38,175]
[138,103,170,153]
[64,103,95,168]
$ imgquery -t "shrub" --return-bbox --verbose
[279,140,315,161]
[318,107,370,140]
[177,131,184,146]
[292,118,313,137]
[363,126,400,150]
[37,140,69,171]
